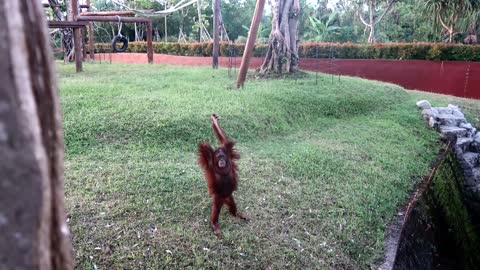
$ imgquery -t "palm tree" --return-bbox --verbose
[304,12,341,42]
[423,0,480,42]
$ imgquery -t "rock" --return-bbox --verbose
[432,107,453,115]
[460,123,474,130]
[428,116,437,128]
[448,104,464,117]
[416,100,432,110]
[422,109,433,120]
[457,137,474,152]
[452,109,465,118]
[467,128,477,138]
[463,152,480,167]
[474,168,480,181]
[439,125,468,138]
[435,114,467,127]
[472,142,480,153]
[475,133,480,143]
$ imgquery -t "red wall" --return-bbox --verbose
[98,53,480,99]
[299,59,480,100]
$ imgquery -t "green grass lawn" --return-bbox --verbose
[58,63,479,269]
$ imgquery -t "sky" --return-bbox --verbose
[327,0,339,9]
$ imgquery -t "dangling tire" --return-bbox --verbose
[112,35,128,53]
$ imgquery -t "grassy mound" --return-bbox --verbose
[58,63,478,269]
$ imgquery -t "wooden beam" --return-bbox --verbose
[79,11,136,17]
[47,20,88,28]
[77,15,151,23]
[236,0,266,88]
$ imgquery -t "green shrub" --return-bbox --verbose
[92,41,480,62]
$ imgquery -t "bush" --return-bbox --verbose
[91,41,480,62]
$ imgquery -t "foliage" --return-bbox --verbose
[84,0,479,44]
[91,41,480,61]
[304,12,341,42]
[422,0,480,42]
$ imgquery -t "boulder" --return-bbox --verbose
[421,109,434,120]
[475,133,480,143]
[416,100,432,110]
[456,137,474,152]
[439,125,468,138]
[428,117,437,128]
[460,123,474,130]
[435,114,467,127]
[472,142,480,153]
[463,152,480,168]
[432,107,453,115]
[452,108,465,118]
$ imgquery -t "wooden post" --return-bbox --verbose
[0,1,74,269]
[212,0,220,68]
[87,0,95,61]
[71,0,83,72]
[82,27,87,60]
[147,21,153,64]
[236,0,265,88]
[164,2,168,42]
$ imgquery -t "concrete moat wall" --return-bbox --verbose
[386,143,480,270]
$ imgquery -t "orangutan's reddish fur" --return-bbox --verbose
[198,114,247,235]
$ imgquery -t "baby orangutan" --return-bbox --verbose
[198,114,248,235]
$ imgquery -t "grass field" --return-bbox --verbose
[58,63,480,269]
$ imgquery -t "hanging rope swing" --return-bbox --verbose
[112,16,128,53]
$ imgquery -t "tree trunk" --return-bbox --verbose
[358,0,396,43]
[49,0,75,61]
[0,0,73,269]
[368,0,376,43]
[259,0,300,75]
[197,0,210,42]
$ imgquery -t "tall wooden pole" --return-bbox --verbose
[236,0,265,88]
[71,0,83,72]
[164,2,168,42]
[87,0,95,61]
[147,21,153,64]
[212,0,220,68]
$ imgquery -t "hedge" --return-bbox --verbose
[92,41,480,62]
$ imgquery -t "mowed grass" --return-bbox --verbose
[58,62,478,269]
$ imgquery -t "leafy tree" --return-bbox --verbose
[357,0,398,43]
[423,0,480,42]
[259,0,300,74]
[304,12,341,41]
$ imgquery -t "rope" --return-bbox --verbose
[116,15,123,36]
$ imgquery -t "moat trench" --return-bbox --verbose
[380,140,480,270]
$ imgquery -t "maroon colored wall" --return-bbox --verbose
[299,59,480,100]
[98,53,480,99]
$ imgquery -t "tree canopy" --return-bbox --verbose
[46,0,480,44]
